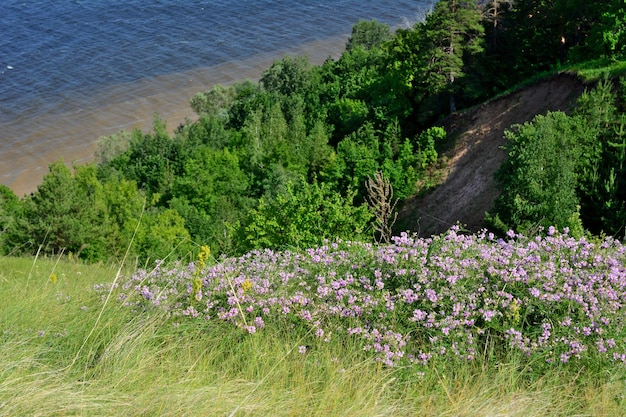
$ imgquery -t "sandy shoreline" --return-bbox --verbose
[0,34,349,197]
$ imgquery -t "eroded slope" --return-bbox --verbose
[399,73,587,237]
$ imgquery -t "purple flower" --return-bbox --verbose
[425,289,438,303]
[411,309,427,321]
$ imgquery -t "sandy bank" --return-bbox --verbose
[1,35,349,197]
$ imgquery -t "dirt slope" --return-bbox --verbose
[398,73,588,237]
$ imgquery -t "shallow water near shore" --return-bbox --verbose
[0,36,349,196]
[0,1,433,196]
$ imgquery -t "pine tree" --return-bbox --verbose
[421,0,485,113]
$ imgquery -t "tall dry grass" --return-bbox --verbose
[1,255,624,416]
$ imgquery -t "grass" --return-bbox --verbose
[1,253,625,416]
[565,58,626,83]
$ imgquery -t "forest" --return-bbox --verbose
[1,0,625,263]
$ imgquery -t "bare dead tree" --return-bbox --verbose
[366,171,398,243]
[481,0,513,51]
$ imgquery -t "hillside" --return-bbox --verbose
[399,73,588,237]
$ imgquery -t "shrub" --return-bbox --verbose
[102,227,626,370]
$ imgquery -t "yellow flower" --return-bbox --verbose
[190,245,210,302]
[196,245,211,271]
[191,277,203,301]
[241,279,253,294]
[49,273,58,284]
[506,299,521,325]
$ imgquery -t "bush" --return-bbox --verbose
[242,180,372,252]
[489,111,587,234]
[105,227,626,370]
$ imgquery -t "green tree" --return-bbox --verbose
[324,123,380,199]
[180,112,233,151]
[304,120,333,176]
[379,1,483,130]
[346,20,392,52]
[95,130,131,166]
[241,103,287,173]
[488,112,586,234]
[482,0,513,51]
[169,146,251,252]
[134,208,192,263]
[319,38,388,139]
[381,139,421,199]
[327,97,370,140]
[572,0,626,59]
[260,55,313,97]
[593,1,626,58]
[190,84,236,119]
[421,0,485,113]
[227,80,263,130]
[109,116,183,197]
[242,180,372,252]
[496,0,605,78]
[575,78,626,235]
[378,25,429,131]
[0,185,23,255]
[17,162,113,261]
[171,147,249,214]
[101,177,146,258]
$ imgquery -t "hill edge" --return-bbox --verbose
[398,73,589,237]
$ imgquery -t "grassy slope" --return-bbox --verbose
[3,61,626,417]
[1,254,624,416]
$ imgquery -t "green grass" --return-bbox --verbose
[1,255,625,416]
[565,58,626,83]
[463,58,626,111]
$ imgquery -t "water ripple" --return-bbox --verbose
[0,0,433,195]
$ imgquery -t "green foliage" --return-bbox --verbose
[381,140,421,199]
[101,177,146,258]
[489,77,626,238]
[378,0,484,129]
[421,0,485,112]
[576,0,626,60]
[299,119,333,177]
[260,55,313,97]
[242,180,372,252]
[171,147,249,214]
[345,20,392,52]
[490,112,585,234]
[169,146,252,253]
[181,112,233,151]
[134,208,192,263]
[95,130,131,166]
[377,26,428,131]
[415,126,444,167]
[9,3,623,261]
[227,80,263,130]
[481,0,616,90]
[0,185,22,254]
[575,78,626,235]
[190,83,236,119]
[13,162,113,261]
[108,116,183,197]
[327,97,369,139]
[322,123,380,198]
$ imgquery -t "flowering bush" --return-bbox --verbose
[98,226,626,368]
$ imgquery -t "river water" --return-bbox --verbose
[0,0,432,196]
